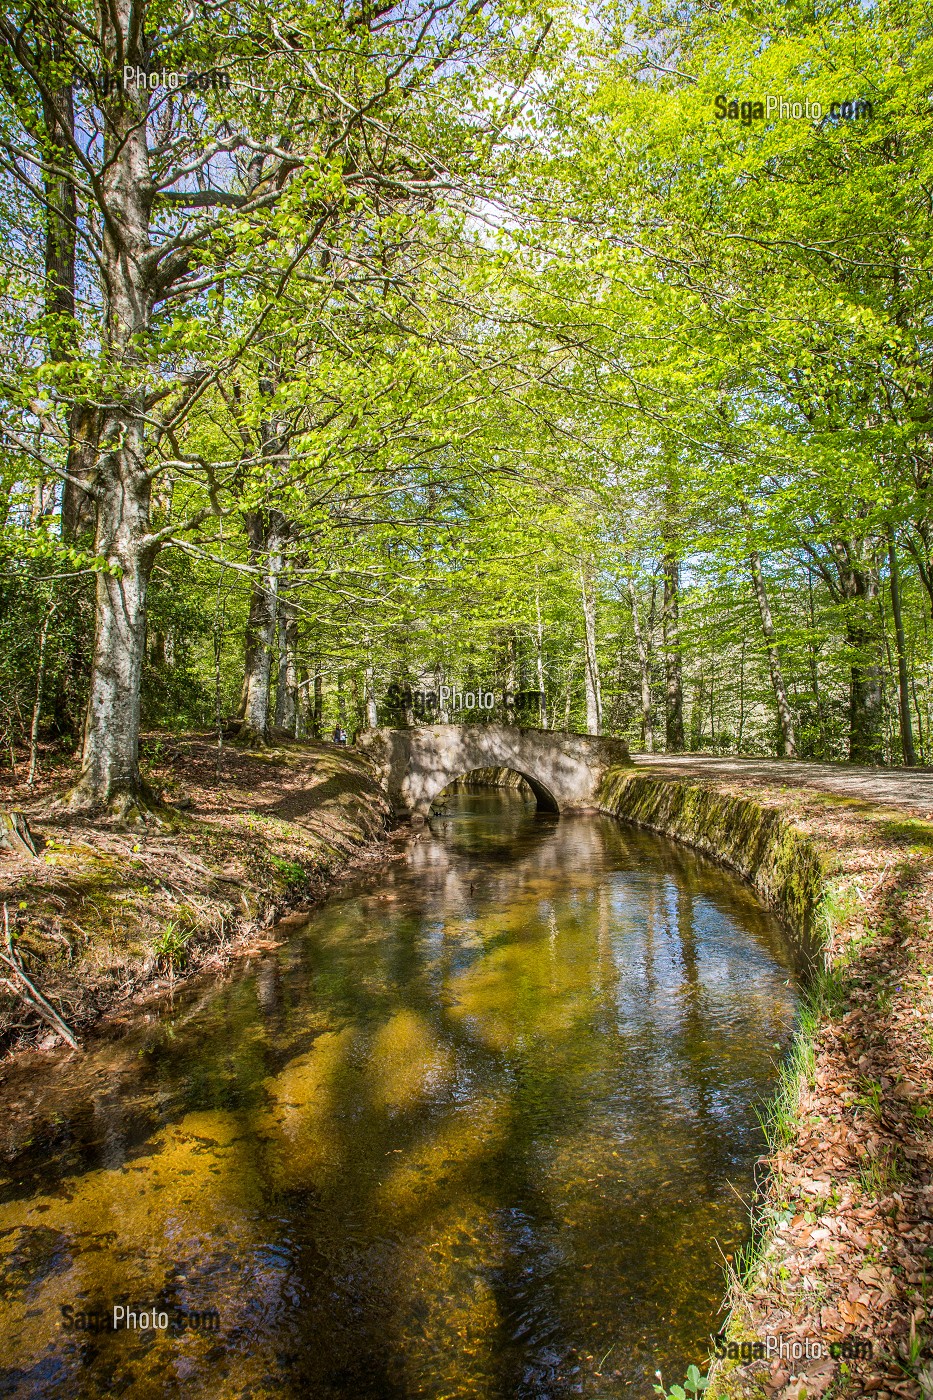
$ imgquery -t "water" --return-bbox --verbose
[0,790,797,1398]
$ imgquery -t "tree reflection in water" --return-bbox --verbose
[0,790,796,1399]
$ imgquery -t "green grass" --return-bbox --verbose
[152,920,194,975]
[857,1144,903,1198]
[877,817,933,852]
[853,1076,883,1118]
[756,996,820,1154]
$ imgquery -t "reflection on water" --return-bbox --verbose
[0,791,797,1398]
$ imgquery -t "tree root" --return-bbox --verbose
[60,774,180,829]
[232,721,271,749]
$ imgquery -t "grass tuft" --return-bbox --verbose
[152,920,194,976]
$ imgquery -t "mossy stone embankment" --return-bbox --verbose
[599,764,933,1400]
[0,735,392,1057]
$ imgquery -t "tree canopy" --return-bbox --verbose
[2,0,931,804]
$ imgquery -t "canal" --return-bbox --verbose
[0,787,798,1398]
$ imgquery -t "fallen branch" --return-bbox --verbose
[1,903,80,1050]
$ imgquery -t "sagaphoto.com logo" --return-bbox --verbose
[72,64,231,96]
[714,94,873,126]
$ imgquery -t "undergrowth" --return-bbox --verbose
[152,920,194,976]
[269,853,310,891]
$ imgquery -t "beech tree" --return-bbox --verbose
[3,0,933,779]
[0,0,546,813]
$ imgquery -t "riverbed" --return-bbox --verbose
[0,789,797,1398]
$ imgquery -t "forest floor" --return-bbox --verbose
[625,759,933,1400]
[0,733,392,1059]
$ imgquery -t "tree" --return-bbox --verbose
[0,0,547,812]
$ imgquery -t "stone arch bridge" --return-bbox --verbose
[357,724,631,820]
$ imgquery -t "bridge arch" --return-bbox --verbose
[357,724,630,820]
[428,766,560,815]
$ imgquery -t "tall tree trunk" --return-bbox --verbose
[69,441,156,814]
[748,550,798,757]
[239,510,286,743]
[805,562,825,754]
[904,522,933,619]
[736,631,747,749]
[238,537,261,722]
[41,84,75,359]
[68,60,158,814]
[503,631,517,725]
[580,563,602,735]
[39,72,97,540]
[626,573,653,752]
[63,408,100,541]
[662,554,684,751]
[27,602,57,787]
[534,588,547,728]
[239,513,273,736]
[363,663,378,729]
[836,549,884,764]
[274,597,298,733]
[690,676,705,750]
[887,530,916,767]
[911,672,926,765]
[313,666,324,738]
[562,658,576,731]
[295,667,311,739]
[39,65,95,744]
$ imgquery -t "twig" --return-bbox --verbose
[1,902,80,1049]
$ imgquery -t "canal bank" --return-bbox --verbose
[600,763,933,1400]
[0,735,392,1057]
[3,735,932,1398]
[0,788,797,1399]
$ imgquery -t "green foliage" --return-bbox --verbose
[654,1364,710,1399]
[0,547,94,758]
[857,1144,903,1198]
[152,921,195,976]
[757,997,820,1153]
[1,0,932,778]
[269,855,309,891]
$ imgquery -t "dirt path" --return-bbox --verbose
[632,753,933,816]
